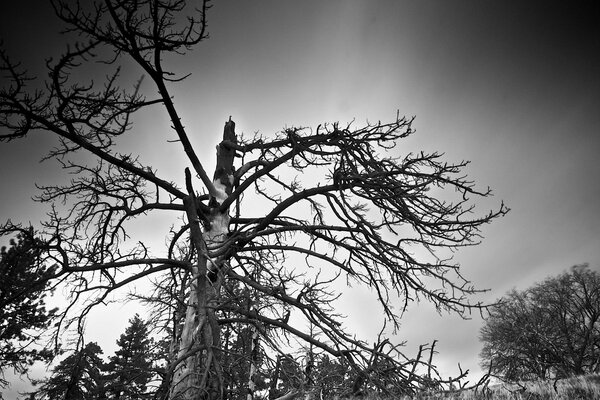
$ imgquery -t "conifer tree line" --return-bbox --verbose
[32,315,153,400]
[26,312,386,400]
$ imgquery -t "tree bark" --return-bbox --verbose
[269,355,282,400]
[246,324,260,400]
[169,119,237,400]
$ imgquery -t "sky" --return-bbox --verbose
[1,0,600,396]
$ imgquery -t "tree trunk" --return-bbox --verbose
[169,119,237,400]
[246,324,260,400]
[269,355,282,400]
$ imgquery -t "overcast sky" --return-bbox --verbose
[1,0,599,396]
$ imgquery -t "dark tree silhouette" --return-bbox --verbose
[312,355,350,399]
[35,342,106,400]
[219,282,269,400]
[480,264,600,381]
[1,0,507,398]
[0,228,57,386]
[105,314,153,399]
[270,355,304,399]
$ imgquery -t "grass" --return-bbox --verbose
[402,375,600,400]
[338,374,600,400]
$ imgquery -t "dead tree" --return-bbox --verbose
[1,1,507,398]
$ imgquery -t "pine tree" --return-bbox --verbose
[0,229,57,382]
[36,342,106,400]
[106,315,153,399]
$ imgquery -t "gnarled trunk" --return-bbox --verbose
[169,119,237,400]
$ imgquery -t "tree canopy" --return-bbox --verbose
[1,0,507,398]
[480,264,600,381]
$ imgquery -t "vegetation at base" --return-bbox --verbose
[338,374,600,399]
[4,263,600,399]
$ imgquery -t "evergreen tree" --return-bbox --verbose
[0,229,57,384]
[313,355,349,399]
[269,356,304,399]
[106,315,153,399]
[218,281,267,400]
[36,342,106,400]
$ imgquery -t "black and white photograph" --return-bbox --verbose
[1,1,599,399]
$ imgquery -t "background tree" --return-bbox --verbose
[217,269,270,400]
[0,228,57,386]
[311,354,351,399]
[105,314,153,399]
[269,355,304,399]
[35,342,106,400]
[480,264,600,381]
[1,0,507,398]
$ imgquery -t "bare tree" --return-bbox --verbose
[1,0,507,398]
